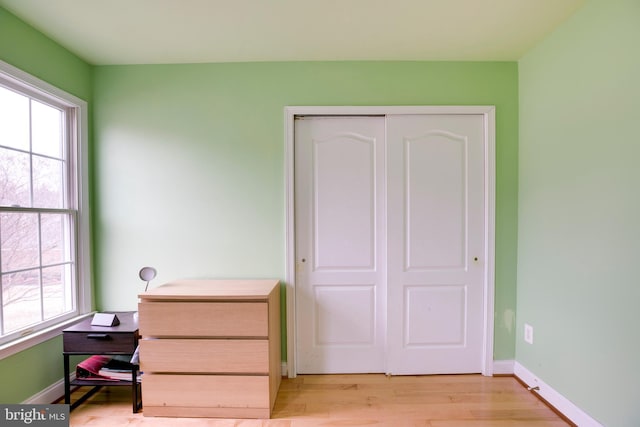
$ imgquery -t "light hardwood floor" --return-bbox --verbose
[68,374,571,426]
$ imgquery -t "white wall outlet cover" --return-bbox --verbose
[524,323,534,344]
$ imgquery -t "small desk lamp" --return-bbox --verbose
[139,266,157,292]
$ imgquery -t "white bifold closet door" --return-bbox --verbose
[295,113,485,375]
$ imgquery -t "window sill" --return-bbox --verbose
[0,313,94,361]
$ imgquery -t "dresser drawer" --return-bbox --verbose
[140,339,269,373]
[138,301,268,337]
[143,374,270,411]
[63,331,137,353]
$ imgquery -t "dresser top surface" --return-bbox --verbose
[139,279,279,301]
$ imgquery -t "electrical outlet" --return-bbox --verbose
[524,323,534,344]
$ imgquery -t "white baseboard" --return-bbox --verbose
[514,362,603,427]
[281,361,288,377]
[493,359,515,375]
[22,376,68,404]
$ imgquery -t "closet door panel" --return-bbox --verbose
[386,114,486,375]
[295,116,387,373]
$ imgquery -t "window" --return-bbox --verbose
[0,60,90,350]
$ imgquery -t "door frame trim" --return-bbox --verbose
[284,106,496,378]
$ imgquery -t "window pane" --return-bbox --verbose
[33,156,64,209]
[31,100,63,158]
[42,264,73,320]
[0,86,29,151]
[2,270,42,333]
[0,64,85,344]
[0,148,31,208]
[1,212,39,272]
[41,213,71,265]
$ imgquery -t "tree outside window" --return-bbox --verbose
[0,82,77,341]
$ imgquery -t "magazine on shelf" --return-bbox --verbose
[76,355,140,382]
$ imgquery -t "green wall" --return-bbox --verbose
[0,2,520,404]
[93,61,519,361]
[5,0,639,421]
[0,8,92,101]
[517,0,640,425]
[0,7,93,403]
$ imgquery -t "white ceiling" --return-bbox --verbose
[0,0,585,65]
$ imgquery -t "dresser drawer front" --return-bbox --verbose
[63,332,137,353]
[140,339,269,373]
[143,374,270,409]
[138,302,268,337]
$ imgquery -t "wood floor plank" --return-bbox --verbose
[67,374,570,427]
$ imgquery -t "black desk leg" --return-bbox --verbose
[131,367,139,413]
[63,354,70,405]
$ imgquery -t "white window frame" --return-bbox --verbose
[0,59,92,359]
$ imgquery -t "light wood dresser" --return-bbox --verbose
[138,279,281,418]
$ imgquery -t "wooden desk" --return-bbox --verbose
[138,279,281,418]
[63,311,141,412]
